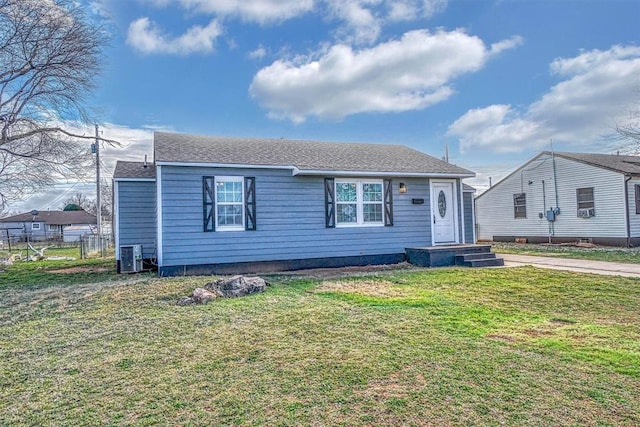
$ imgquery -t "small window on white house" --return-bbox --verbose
[31,223,41,230]
[335,180,384,226]
[576,187,595,217]
[513,193,526,218]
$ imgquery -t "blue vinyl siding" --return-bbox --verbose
[117,181,156,259]
[463,191,474,243]
[160,166,435,267]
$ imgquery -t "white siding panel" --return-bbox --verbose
[476,154,627,240]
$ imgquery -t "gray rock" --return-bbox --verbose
[205,275,267,298]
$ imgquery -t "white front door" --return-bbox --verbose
[432,181,457,244]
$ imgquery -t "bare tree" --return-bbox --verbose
[608,91,640,154]
[0,0,117,211]
[60,185,112,218]
[60,192,91,211]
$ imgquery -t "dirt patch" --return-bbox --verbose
[269,262,420,280]
[49,266,111,274]
[314,279,410,298]
[486,334,517,343]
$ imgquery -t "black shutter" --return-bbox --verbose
[636,184,640,215]
[245,177,256,231]
[384,179,393,226]
[203,176,215,232]
[324,177,335,228]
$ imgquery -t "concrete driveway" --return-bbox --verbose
[498,253,640,278]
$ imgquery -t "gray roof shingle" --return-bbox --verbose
[0,210,96,225]
[114,161,156,179]
[153,132,474,177]
[551,151,640,175]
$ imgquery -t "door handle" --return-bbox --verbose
[433,214,436,224]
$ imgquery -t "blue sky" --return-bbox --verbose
[10,0,640,212]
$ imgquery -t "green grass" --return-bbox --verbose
[0,263,639,425]
[492,242,640,264]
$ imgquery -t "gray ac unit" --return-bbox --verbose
[120,244,143,273]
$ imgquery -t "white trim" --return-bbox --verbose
[114,180,120,260]
[459,180,466,244]
[113,178,156,182]
[154,161,474,179]
[430,179,460,246]
[156,165,163,266]
[157,161,294,170]
[471,191,477,244]
[295,169,474,178]
[214,176,245,231]
[335,179,385,227]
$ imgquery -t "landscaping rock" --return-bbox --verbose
[192,287,217,304]
[176,287,217,305]
[176,276,268,305]
[205,275,268,298]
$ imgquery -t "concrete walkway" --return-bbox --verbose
[498,253,640,278]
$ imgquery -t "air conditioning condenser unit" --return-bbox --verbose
[121,244,143,273]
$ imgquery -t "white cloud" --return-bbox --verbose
[249,29,520,123]
[448,45,640,153]
[326,0,382,45]
[248,45,267,60]
[142,0,315,24]
[387,0,447,21]
[126,17,222,55]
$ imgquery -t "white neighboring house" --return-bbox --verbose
[476,151,640,247]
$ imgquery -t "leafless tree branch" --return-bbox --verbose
[0,0,110,211]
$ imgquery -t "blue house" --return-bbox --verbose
[114,132,479,275]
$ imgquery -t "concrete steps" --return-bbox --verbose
[455,251,504,268]
[405,244,504,268]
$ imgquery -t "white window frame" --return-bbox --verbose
[335,179,384,227]
[31,223,41,230]
[214,176,245,231]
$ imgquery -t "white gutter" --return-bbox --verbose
[113,178,156,182]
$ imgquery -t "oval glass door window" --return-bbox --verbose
[438,190,446,217]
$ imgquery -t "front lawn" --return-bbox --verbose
[1,265,638,425]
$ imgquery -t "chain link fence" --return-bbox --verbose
[80,235,112,258]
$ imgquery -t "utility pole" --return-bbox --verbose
[95,124,101,238]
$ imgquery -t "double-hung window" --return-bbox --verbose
[335,180,384,226]
[576,187,595,217]
[215,176,244,230]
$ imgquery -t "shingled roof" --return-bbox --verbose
[113,161,156,180]
[0,210,96,225]
[153,132,474,177]
[550,151,640,175]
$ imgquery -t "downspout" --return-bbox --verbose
[551,149,560,210]
[624,175,632,247]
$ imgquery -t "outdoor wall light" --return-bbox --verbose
[399,182,407,193]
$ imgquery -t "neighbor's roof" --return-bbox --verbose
[551,151,640,175]
[113,161,156,180]
[0,210,96,225]
[152,132,474,177]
